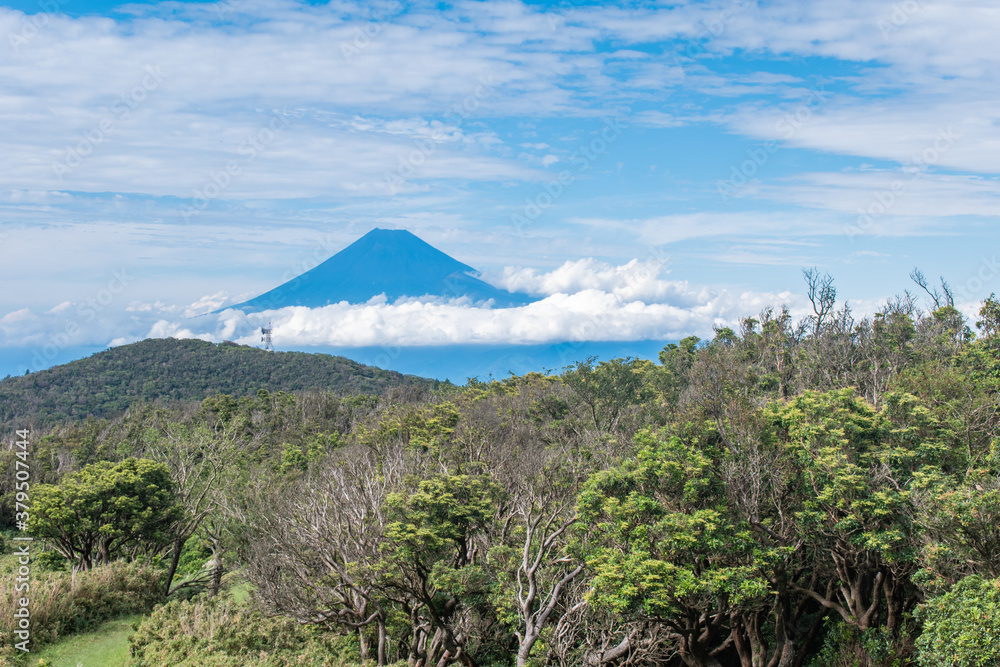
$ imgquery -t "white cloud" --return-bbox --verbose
[571,211,843,246]
[133,258,805,347]
[157,291,792,347]
[631,111,686,128]
[184,291,231,317]
[0,0,681,201]
[0,258,807,351]
[754,170,1000,219]
[4,0,1000,205]
[0,308,34,324]
[684,1,1000,174]
[493,258,708,305]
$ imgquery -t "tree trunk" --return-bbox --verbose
[164,536,183,596]
[407,603,429,667]
[679,632,725,667]
[360,625,373,662]
[771,570,797,667]
[427,628,443,667]
[377,617,387,666]
[732,625,753,667]
[206,535,224,597]
[731,611,771,667]
[517,629,539,667]
[208,557,224,597]
[583,634,631,666]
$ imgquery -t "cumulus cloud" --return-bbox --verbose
[184,292,231,317]
[0,308,34,324]
[130,259,804,348]
[491,258,705,306]
[0,258,806,354]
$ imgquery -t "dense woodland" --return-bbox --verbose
[3,272,1000,666]
[0,338,437,426]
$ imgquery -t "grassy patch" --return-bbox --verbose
[31,614,142,667]
[227,580,251,604]
[0,553,20,577]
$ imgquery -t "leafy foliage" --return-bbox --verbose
[916,575,1000,667]
[128,594,362,666]
[8,284,1000,666]
[0,337,438,426]
[28,458,182,570]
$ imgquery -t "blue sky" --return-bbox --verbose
[1,0,998,376]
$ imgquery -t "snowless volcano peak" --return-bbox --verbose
[226,228,535,313]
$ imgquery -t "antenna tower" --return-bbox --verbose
[261,321,274,351]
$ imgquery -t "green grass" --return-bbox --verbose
[0,553,18,577]
[228,580,251,604]
[30,614,142,667]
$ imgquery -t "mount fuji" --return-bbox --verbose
[226,228,536,313]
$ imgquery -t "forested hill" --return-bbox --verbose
[0,338,439,425]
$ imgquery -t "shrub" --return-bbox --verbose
[128,594,361,666]
[0,560,163,658]
[916,575,1000,667]
[807,618,914,667]
[34,550,69,572]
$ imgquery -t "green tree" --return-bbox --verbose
[578,429,766,667]
[766,390,933,636]
[976,293,1000,340]
[656,336,700,408]
[29,457,182,570]
[563,357,651,433]
[381,473,500,667]
[916,575,1000,667]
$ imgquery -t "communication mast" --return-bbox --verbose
[261,321,274,351]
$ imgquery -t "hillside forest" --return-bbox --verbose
[2,270,1000,667]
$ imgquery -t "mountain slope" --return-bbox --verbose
[227,228,535,312]
[0,338,439,425]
